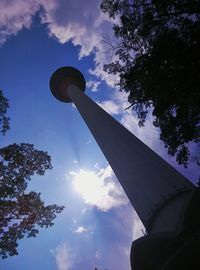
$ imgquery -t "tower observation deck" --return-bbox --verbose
[50,67,199,270]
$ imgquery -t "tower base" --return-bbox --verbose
[130,189,200,270]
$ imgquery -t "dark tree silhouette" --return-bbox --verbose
[0,91,64,259]
[0,90,9,134]
[101,0,200,167]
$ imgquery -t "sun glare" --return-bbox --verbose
[73,170,104,203]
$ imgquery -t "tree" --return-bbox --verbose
[0,91,64,259]
[101,0,200,167]
[0,90,9,135]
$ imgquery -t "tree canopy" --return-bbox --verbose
[101,0,200,167]
[0,90,64,259]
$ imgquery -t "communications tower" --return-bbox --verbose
[50,66,199,270]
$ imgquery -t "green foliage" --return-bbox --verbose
[0,92,64,259]
[101,0,200,166]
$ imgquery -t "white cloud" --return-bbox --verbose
[132,211,145,241]
[40,0,110,59]
[88,43,119,88]
[0,0,41,44]
[97,100,121,115]
[96,90,130,115]
[71,165,128,211]
[97,164,112,179]
[86,79,101,92]
[74,226,87,233]
[53,243,73,270]
[120,109,162,153]
[42,0,120,87]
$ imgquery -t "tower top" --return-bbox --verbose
[50,66,86,103]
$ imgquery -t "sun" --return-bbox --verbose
[72,170,104,204]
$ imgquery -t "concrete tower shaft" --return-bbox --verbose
[67,85,194,232]
[50,67,195,234]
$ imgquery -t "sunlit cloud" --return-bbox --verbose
[97,100,121,115]
[74,226,87,234]
[53,243,73,270]
[71,165,128,211]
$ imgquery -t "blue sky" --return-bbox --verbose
[0,1,199,270]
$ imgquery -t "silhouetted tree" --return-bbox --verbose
[0,90,64,259]
[0,90,9,134]
[101,0,200,167]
